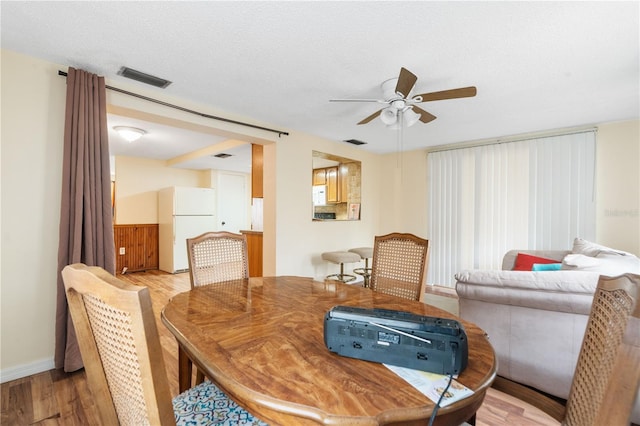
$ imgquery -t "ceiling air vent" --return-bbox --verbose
[213,153,232,158]
[344,139,367,146]
[117,66,172,88]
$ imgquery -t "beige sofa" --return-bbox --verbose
[455,248,640,423]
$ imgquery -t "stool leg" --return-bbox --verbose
[338,263,355,282]
[363,258,370,288]
[324,258,356,283]
[353,258,372,288]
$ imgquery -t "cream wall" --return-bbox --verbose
[1,50,66,378]
[115,156,251,233]
[115,156,212,224]
[376,151,429,237]
[595,120,640,254]
[2,48,638,383]
[263,143,277,276]
[271,132,383,280]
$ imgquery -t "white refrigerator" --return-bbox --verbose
[158,186,217,273]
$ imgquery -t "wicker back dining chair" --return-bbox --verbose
[61,263,265,426]
[186,231,249,288]
[492,272,640,426]
[369,232,430,302]
[184,231,250,387]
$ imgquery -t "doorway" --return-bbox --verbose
[217,172,250,233]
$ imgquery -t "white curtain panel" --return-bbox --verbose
[427,130,596,286]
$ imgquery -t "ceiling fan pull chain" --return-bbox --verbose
[397,110,404,170]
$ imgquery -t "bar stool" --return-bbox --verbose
[349,247,373,288]
[321,251,361,283]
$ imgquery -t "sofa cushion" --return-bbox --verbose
[513,253,559,271]
[532,263,562,271]
[455,270,600,315]
[562,252,640,276]
[571,237,632,257]
[502,250,570,270]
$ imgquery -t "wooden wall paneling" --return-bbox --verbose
[144,225,159,269]
[114,224,159,273]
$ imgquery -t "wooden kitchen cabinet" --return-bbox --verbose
[251,144,263,198]
[313,166,343,203]
[339,164,348,203]
[313,168,326,185]
[326,167,338,203]
[240,230,263,277]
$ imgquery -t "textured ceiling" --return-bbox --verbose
[2,1,638,172]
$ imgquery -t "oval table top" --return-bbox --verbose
[161,276,496,425]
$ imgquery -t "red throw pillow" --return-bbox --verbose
[513,253,558,271]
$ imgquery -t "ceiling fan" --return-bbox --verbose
[330,67,477,128]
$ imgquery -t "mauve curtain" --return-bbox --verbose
[55,67,116,372]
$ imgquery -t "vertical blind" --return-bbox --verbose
[427,130,596,286]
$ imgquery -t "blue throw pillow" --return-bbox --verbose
[532,263,562,271]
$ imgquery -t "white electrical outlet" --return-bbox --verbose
[119,247,126,255]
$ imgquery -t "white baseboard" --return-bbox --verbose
[0,358,55,384]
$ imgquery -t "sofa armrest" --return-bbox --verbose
[455,270,599,315]
[455,269,599,401]
[502,249,571,270]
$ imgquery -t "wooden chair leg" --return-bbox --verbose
[195,369,205,385]
[178,345,193,393]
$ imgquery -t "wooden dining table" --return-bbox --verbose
[161,276,496,425]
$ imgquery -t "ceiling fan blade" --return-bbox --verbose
[412,106,437,123]
[395,67,418,98]
[415,86,477,102]
[357,109,382,125]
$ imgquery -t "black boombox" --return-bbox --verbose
[324,306,468,375]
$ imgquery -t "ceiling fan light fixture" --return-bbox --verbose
[330,67,477,130]
[380,107,398,125]
[114,126,146,142]
[391,99,406,109]
[386,108,420,130]
[404,108,421,127]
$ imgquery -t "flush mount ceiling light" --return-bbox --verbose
[114,126,146,142]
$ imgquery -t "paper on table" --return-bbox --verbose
[384,364,474,407]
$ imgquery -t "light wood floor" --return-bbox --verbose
[1,270,557,425]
